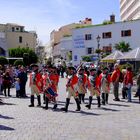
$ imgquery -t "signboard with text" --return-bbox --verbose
[73,35,85,48]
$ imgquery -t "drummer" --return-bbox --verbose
[43,66,59,110]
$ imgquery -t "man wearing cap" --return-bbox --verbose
[61,67,81,112]
[86,68,101,109]
[29,64,42,107]
[99,67,111,105]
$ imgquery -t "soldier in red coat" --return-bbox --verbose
[61,67,81,112]
[99,67,111,105]
[85,68,101,109]
[77,68,88,104]
[29,64,42,107]
[43,66,59,110]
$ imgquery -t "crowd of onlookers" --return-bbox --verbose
[0,63,140,104]
[0,65,28,101]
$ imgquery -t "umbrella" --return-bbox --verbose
[118,47,140,61]
[101,51,124,62]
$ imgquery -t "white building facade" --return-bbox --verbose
[120,0,140,21]
[72,19,140,65]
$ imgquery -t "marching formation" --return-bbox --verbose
[28,63,138,112]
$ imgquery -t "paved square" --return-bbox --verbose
[0,78,140,140]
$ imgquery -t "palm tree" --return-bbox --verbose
[114,41,132,52]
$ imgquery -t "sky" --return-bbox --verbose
[0,0,120,45]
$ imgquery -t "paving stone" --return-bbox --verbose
[0,78,140,140]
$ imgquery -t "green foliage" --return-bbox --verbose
[82,56,91,62]
[14,60,25,66]
[103,20,113,25]
[119,63,133,71]
[45,57,52,65]
[95,49,102,54]
[63,34,72,37]
[0,56,8,65]
[67,51,72,61]
[114,41,132,52]
[8,47,38,65]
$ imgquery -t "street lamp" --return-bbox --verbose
[96,35,101,65]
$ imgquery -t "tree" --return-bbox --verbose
[67,51,72,61]
[14,60,25,66]
[114,41,132,52]
[0,56,8,66]
[82,56,91,62]
[95,49,102,54]
[8,47,38,65]
[103,20,113,25]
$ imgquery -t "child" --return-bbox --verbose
[15,78,20,97]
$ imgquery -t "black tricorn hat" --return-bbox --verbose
[89,68,96,71]
[69,66,76,71]
[103,67,108,70]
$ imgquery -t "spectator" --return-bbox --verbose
[15,78,20,97]
[18,66,28,97]
[111,63,121,101]
[124,67,133,102]
[3,69,12,97]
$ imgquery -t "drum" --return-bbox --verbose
[46,87,58,97]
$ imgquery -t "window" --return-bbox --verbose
[121,30,131,37]
[74,55,78,61]
[20,27,24,32]
[16,27,19,31]
[102,32,112,39]
[19,36,22,43]
[12,27,15,32]
[85,34,92,40]
[103,46,112,53]
[87,48,92,54]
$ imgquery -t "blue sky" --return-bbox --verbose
[0,0,120,45]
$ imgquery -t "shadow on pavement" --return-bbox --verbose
[11,96,30,99]
[100,107,120,112]
[0,125,15,131]
[68,110,100,116]
[0,102,16,105]
[0,114,14,119]
[58,101,74,104]
[109,103,130,107]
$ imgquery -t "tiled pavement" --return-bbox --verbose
[0,78,140,140]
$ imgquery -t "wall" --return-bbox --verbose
[72,19,140,65]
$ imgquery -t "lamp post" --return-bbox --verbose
[96,35,101,66]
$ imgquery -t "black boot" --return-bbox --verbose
[78,94,82,104]
[85,96,92,109]
[43,94,45,104]
[4,89,7,97]
[61,98,70,112]
[102,93,105,105]
[97,96,101,108]
[43,97,49,110]
[8,88,11,97]
[53,103,57,110]
[29,95,34,107]
[37,95,41,107]
[75,98,81,111]
[82,94,85,103]
[106,93,109,104]
[122,88,126,99]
